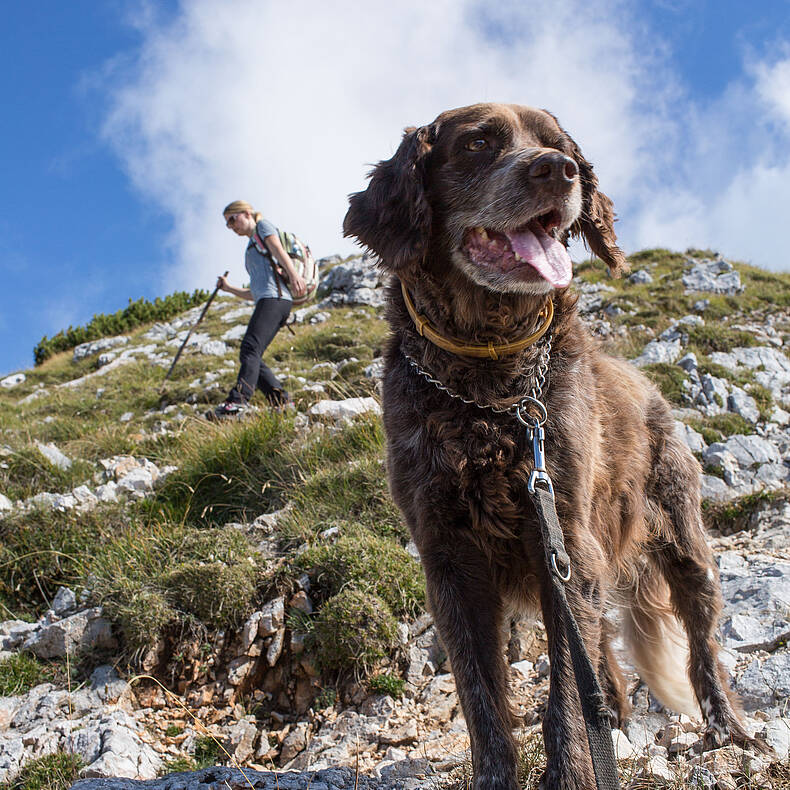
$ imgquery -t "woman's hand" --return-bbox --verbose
[216,275,230,292]
[289,272,307,298]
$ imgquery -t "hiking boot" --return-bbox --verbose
[205,400,247,421]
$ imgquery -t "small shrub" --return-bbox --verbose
[165,724,184,737]
[368,672,406,698]
[108,586,176,652]
[294,532,425,617]
[314,686,337,709]
[5,751,82,790]
[163,560,257,629]
[307,588,397,674]
[162,757,195,774]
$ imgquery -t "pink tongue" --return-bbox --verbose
[504,225,572,287]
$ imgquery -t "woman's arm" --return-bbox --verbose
[216,275,254,301]
[263,234,307,298]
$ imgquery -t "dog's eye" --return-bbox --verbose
[465,139,488,152]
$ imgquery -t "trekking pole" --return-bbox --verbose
[160,271,228,392]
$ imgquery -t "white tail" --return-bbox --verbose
[623,572,700,717]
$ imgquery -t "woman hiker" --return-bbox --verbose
[208,200,306,420]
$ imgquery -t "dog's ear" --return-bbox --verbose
[343,124,436,271]
[547,114,628,276]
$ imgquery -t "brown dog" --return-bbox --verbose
[343,103,752,789]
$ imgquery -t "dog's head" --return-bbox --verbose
[344,103,627,295]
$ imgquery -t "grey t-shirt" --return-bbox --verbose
[245,219,292,302]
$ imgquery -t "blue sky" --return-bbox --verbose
[3,0,790,376]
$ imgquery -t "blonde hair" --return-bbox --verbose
[223,200,262,223]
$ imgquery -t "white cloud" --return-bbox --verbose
[101,0,790,294]
[628,52,790,271]
[101,0,668,291]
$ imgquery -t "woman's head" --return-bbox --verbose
[223,200,261,236]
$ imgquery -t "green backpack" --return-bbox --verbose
[252,229,319,306]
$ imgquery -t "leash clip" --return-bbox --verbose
[527,423,555,497]
[516,397,555,497]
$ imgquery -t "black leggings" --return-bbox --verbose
[227,297,291,405]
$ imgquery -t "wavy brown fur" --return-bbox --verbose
[344,103,756,790]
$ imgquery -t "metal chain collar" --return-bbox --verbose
[402,332,553,422]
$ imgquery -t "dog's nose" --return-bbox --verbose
[527,152,578,183]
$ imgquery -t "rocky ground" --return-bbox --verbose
[1,252,789,789]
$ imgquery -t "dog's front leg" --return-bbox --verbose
[539,567,603,790]
[420,535,519,790]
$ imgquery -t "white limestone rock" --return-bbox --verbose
[308,397,382,421]
[22,607,115,659]
[73,335,129,362]
[631,338,682,367]
[682,259,743,294]
[0,374,25,389]
[35,442,72,470]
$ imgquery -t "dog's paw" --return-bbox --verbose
[702,723,772,756]
[472,777,519,790]
[536,768,592,790]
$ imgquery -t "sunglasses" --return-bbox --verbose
[225,213,241,227]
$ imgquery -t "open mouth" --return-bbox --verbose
[462,210,573,288]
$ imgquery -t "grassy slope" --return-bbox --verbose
[1,251,789,689]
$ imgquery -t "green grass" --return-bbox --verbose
[368,672,406,698]
[161,734,224,774]
[640,363,688,405]
[703,490,788,535]
[0,653,60,696]
[685,324,757,354]
[0,408,420,673]
[3,752,82,790]
[0,447,95,503]
[193,735,225,768]
[687,412,755,444]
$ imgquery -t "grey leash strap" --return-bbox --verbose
[529,488,621,790]
[518,403,621,790]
